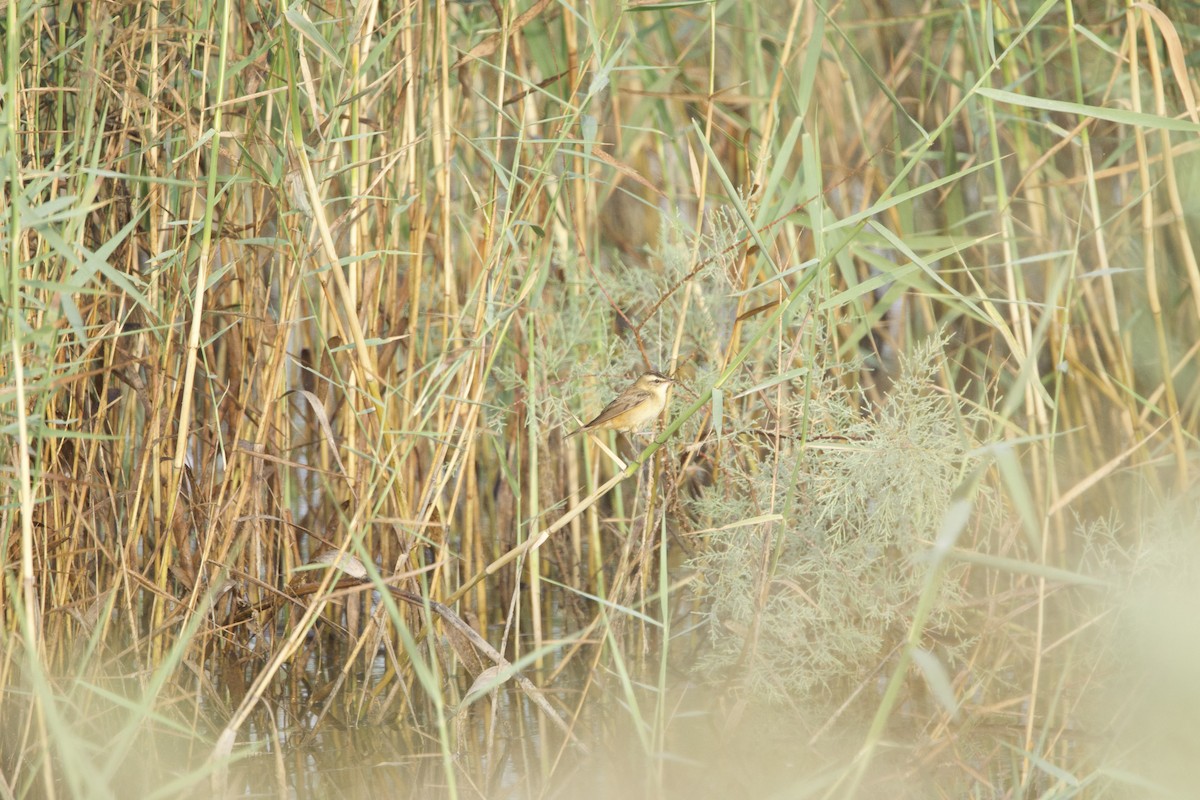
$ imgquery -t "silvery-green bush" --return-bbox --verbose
[689,342,974,700]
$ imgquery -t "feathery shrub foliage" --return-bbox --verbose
[689,341,974,700]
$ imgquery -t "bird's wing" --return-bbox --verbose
[585,388,651,428]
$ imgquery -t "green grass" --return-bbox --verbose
[2,0,1199,797]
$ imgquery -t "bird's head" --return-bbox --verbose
[635,371,675,395]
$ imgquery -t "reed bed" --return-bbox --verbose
[2,0,1199,797]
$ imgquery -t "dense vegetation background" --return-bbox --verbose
[2,0,1200,797]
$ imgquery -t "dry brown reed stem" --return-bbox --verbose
[444,447,653,609]
[280,576,585,751]
[386,587,584,751]
[1124,14,1179,486]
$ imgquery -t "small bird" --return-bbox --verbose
[566,371,675,438]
